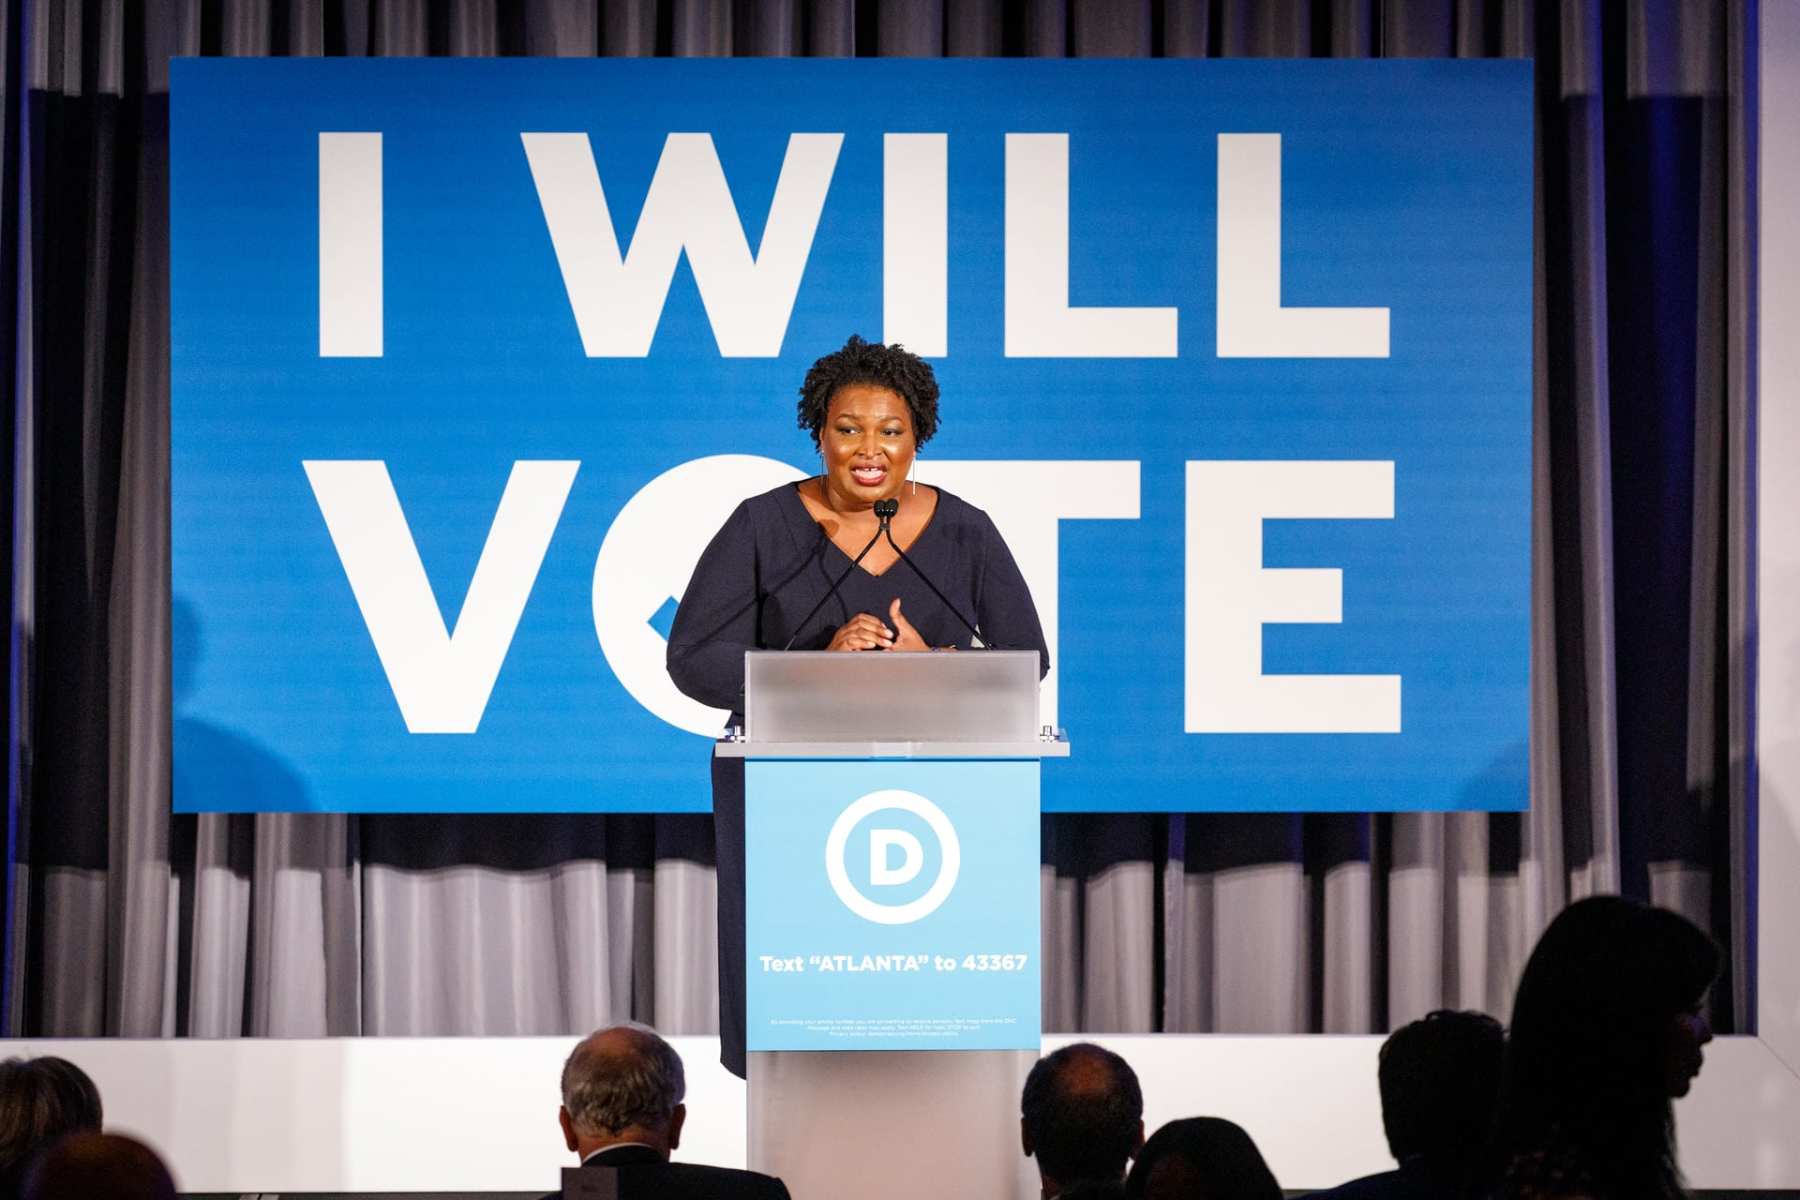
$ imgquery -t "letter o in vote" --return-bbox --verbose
[593,454,805,735]
[825,789,961,925]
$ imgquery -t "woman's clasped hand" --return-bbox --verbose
[827,598,932,652]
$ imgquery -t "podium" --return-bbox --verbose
[716,650,1067,1200]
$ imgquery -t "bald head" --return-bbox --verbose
[1054,1050,1127,1095]
[22,1133,175,1200]
[559,1024,687,1159]
[1021,1044,1144,1192]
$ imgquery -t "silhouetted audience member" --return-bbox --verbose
[548,1023,790,1200]
[20,1133,174,1200]
[1124,1117,1282,1200]
[1021,1042,1145,1198]
[0,1057,102,1199]
[1056,1180,1129,1200]
[1493,895,1719,1200]
[1308,1009,1504,1198]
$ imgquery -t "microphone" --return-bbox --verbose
[781,520,887,651]
[878,502,986,648]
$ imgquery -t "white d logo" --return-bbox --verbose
[825,790,961,925]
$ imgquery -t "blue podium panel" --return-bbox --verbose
[745,759,1041,1052]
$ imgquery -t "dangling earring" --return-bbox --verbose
[910,454,918,496]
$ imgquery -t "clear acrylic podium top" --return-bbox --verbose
[714,650,1069,759]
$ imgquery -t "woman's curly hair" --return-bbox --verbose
[796,335,940,449]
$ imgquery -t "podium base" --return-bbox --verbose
[747,1049,1039,1199]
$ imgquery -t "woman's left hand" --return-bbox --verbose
[887,598,930,652]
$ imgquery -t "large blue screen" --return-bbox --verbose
[171,58,1531,813]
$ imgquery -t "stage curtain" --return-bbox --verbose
[0,0,1757,1042]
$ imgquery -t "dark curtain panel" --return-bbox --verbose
[1,0,1756,1041]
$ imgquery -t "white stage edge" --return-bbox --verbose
[1756,0,1800,1118]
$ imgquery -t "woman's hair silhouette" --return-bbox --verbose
[1494,895,1720,1199]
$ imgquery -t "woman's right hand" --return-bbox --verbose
[827,613,895,652]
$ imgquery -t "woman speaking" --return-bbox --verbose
[665,335,1049,1077]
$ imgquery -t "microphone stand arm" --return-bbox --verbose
[881,523,986,649]
[780,524,886,651]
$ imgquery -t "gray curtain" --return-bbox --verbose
[1,0,1757,1043]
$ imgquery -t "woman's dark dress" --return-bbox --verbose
[666,481,1050,1077]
